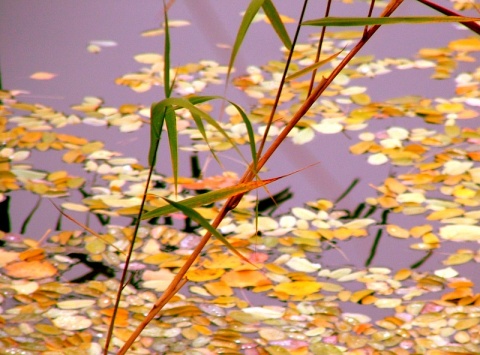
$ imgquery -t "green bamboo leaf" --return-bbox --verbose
[164,106,178,192]
[142,176,282,220]
[161,197,251,264]
[188,96,257,168]
[149,104,167,167]
[228,0,265,79]
[262,0,292,50]
[227,101,257,168]
[285,49,343,82]
[163,4,172,98]
[154,96,256,166]
[303,16,480,27]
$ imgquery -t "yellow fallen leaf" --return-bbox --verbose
[30,72,57,80]
[427,208,464,220]
[386,224,409,239]
[273,281,322,296]
[448,37,480,52]
[187,268,225,282]
[203,253,242,269]
[204,281,233,297]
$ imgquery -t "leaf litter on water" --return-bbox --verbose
[2,4,480,354]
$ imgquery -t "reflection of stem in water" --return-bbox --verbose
[365,209,390,266]
[0,196,11,232]
[256,187,293,216]
[363,204,377,218]
[410,250,433,269]
[66,253,115,283]
[335,178,359,204]
[55,208,62,231]
[365,229,382,267]
[21,196,42,234]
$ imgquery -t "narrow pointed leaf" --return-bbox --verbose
[262,0,292,49]
[286,49,343,82]
[187,96,256,166]
[153,96,256,166]
[161,197,251,264]
[303,16,480,27]
[228,0,265,80]
[142,175,283,219]
[228,101,257,168]
[164,106,178,193]
[149,104,166,167]
[163,4,172,98]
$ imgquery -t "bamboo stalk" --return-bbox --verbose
[117,0,404,352]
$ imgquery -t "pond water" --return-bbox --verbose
[1,1,479,354]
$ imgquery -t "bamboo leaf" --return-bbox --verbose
[262,0,292,50]
[228,0,265,79]
[142,176,282,219]
[149,104,166,167]
[164,106,178,193]
[227,101,257,168]
[285,49,343,82]
[303,16,480,27]
[152,96,257,167]
[161,197,252,265]
[163,4,172,98]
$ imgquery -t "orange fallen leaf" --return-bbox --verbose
[101,308,129,327]
[4,260,57,279]
[221,270,271,288]
[204,281,233,296]
[19,248,45,261]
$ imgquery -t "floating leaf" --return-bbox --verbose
[386,224,409,239]
[187,268,225,282]
[285,257,321,273]
[0,249,19,267]
[274,281,322,296]
[53,315,92,330]
[440,225,480,241]
[57,299,96,309]
[221,270,271,288]
[30,72,57,80]
[243,306,284,320]
[4,260,57,279]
